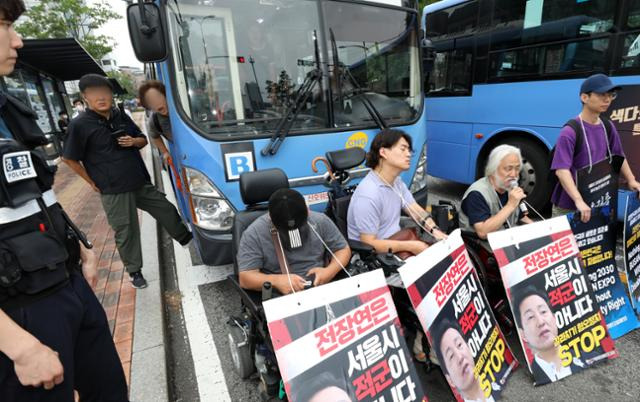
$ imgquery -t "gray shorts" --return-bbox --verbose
[552,205,574,218]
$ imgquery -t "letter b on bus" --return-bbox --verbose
[224,151,255,181]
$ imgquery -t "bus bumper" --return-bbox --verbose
[193,226,233,266]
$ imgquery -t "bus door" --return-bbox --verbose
[426,35,474,183]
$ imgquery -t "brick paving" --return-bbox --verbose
[52,161,137,388]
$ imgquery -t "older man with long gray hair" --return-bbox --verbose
[459,144,534,241]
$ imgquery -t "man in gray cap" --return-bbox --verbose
[551,73,640,222]
[237,189,351,294]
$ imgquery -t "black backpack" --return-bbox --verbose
[547,117,613,191]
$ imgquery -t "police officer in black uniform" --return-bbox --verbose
[0,2,128,400]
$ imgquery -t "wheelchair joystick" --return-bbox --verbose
[262,281,273,301]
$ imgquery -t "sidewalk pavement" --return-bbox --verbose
[53,161,138,385]
[53,112,168,401]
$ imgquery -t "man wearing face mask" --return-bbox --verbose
[71,99,84,119]
[460,145,534,242]
[237,188,351,294]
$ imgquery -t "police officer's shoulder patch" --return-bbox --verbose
[3,151,37,184]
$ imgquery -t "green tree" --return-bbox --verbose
[107,71,136,101]
[16,0,120,61]
[418,0,442,13]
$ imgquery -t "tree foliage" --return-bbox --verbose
[107,71,136,101]
[16,0,120,61]
[418,0,442,13]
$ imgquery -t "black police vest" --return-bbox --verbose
[0,140,80,309]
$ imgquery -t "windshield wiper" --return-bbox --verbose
[261,30,323,156]
[260,68,322,156]
[329,28,387,130]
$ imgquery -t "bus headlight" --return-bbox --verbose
[410,144,427,193]
[184,167,235,231]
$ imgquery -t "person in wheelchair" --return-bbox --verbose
[459,145,534,242]
[237,188,351,295]
[347,129,446,256]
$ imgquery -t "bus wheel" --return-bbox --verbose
[502,138,550,213]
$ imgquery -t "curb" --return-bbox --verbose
[129,131,170,402]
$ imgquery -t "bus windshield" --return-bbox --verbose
[166,0,421,137]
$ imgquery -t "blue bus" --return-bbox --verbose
[127,0,429,265]
[422,0,640,216]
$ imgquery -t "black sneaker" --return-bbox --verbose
[129,272,148,289]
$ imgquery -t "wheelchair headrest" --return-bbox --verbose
[326,147,366,172]
[239,168,289,206]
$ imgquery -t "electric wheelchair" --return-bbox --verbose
[226,166,374,399]
[321,147,514,336]
[225,148,513,399]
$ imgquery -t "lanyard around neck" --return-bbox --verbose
[578,116,612,174]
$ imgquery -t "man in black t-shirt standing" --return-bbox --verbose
[63,74,192,289]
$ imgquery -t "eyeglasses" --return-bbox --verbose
[392,144,414,155]
[591,91,618,100]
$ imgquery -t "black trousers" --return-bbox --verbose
[0,272,128,401]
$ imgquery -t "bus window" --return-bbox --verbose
[166,1,329,137]
[322,1,421,127]
[491,0,616,50]
[628,0,640,29]
[428,40,473,96]
[620,33,640,69]
[424,1,477,96]
[489,37,609,79]
[424,1,478,39]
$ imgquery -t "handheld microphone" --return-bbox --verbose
[508,180,529,216]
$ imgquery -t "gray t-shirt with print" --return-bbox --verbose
[237,211,348,277]
[146,112,173,141]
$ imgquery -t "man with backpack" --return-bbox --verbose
[551,73,640,222]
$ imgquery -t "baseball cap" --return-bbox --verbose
[268,188,308,231]
[580,73,621,94]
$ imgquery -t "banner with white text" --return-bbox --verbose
[264,270,427,402]
[624,195,640,314]
[398,230,517,401]
[488,217,618,386]
[568,206,640,338]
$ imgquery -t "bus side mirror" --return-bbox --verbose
[127,2,168,63]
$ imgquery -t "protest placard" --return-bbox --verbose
[624,195,640,314]
[264,270,427,402]
[398,230,517,401]
[488,217,618,386]
[568,206,640,338]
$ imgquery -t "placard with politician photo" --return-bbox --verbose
[489,217,618,386]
